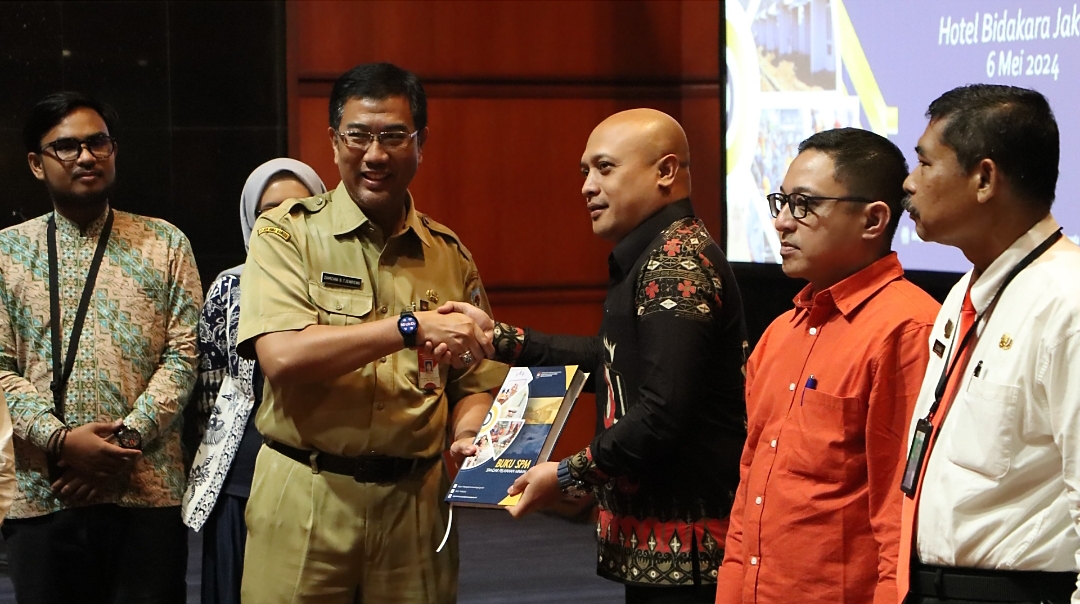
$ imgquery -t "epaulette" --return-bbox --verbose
[263,191,332,220]
[419,212,474,262]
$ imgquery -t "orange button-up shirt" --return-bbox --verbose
[716,254,939,604]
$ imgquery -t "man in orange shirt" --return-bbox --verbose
[716,128,940,604]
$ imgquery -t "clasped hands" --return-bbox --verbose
[416,301,496,369]
[51,419,140,505]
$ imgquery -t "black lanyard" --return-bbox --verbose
[925,228,1062,422]
[47,209,114,421]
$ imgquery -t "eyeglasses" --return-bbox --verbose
[335,130,418,152]
[39,134,117,163]
[766,191,874,219]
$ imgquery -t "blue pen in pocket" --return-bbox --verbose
[800,374,817,405]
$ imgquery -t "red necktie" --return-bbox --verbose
[897,287,977,602]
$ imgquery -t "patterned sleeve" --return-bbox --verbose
[122,230,202,446]
[0,258,65,450]
[186,275,236,448]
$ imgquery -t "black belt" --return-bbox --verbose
[910,562,1077,603]
[265,439,437,483]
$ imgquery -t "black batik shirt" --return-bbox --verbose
[493,198,748,586]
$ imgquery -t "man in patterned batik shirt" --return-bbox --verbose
[446,109,748,604]
[0,92,201,604]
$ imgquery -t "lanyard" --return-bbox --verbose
[47,209,114,421]
[925,228,1062,422]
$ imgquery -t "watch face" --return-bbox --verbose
[399,314,418,335]
[117,427,141,450]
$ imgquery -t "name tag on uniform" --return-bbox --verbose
[418,351,439,390]
[321,272,363,290]
[901,418,934,497]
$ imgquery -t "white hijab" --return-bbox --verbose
[219,158,327,278]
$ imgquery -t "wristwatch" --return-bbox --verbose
[115,424,142,451]
[556,458,588,498]
[398,310,419,348]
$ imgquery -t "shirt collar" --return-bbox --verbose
[609,198,695,279]
[791,252,905,321]
[968,213,1060,313]
[329,182,433,246]
[52,204,111,239]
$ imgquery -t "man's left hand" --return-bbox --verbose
[507,461,560,518]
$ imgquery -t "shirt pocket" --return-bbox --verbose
[785,389,862,483]
[308,283,373,326]
[944,378,1020,479]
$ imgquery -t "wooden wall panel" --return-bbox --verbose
[296,0,707,82]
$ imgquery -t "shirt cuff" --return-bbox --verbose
[566,446,610,487]
[492,322,527,365]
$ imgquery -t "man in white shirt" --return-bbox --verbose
[898,84,1080,603]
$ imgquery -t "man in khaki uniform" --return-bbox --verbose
[237,62,505,604]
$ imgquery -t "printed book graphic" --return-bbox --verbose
[446,365,587,508]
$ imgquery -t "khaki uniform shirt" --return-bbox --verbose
[237,183,505,458]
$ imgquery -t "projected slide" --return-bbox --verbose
[725,0,1080,273]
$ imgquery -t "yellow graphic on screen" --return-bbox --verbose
[724,0,898,263]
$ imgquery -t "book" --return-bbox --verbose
[446,365,588,508]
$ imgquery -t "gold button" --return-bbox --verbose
[379,306,388,314]
[377,402,385,410]
[335,302,343,310]
[380,357,387,363]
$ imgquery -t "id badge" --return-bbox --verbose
[900,418,934,497]
[417,351,440,390]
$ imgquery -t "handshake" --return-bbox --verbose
[413,301,496,369]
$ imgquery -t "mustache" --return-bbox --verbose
[901,194,917,215]
[72,169,104,180]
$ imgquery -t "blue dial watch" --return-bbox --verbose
[398,310,419,348]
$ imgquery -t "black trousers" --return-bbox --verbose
[1,504,188,604]
[625,583,717,604]
[201,494,248,604]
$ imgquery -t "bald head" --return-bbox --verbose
[580,109,692,242]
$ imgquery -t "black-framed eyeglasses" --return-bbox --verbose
[766,191,874,219]
[335,130,418,152]
[39,134,117,163]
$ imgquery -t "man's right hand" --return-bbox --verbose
[59,420,141,478]
[415,310,494,369]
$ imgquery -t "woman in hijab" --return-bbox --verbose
[182,158,326,604]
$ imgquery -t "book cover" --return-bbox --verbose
[446,365,587,508]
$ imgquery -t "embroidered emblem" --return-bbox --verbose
[646,259,660,270]
[944,320,954,339]
[999,334,1013,350]
[660,299,677,310]
[679,260,698,270]
[258,226,291,241]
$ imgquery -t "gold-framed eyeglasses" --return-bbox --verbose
[39,134,117,163]
[766,191,873,219]
[335,129,418,152]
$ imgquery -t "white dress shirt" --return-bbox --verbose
[909,215,1080,597]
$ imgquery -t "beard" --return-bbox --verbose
[46,178,115,212]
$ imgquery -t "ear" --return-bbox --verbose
[328,126,340,165]
[973,157,998,204]
[862,200,891,242]
[416,126,429,165]
[27,152,46,182]
[656,154,679,189]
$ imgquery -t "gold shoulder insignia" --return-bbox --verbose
[258,226,291,241]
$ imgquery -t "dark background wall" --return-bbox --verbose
[0,0,288,290]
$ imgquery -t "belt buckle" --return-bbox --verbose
[308,451,320,474]
[353,458,385,483]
